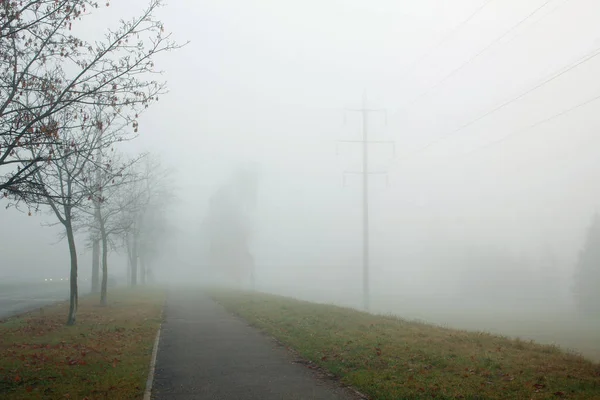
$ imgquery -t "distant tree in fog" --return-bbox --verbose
[205,166,258,288]
[458,246,560,308]
[573,214,600,315]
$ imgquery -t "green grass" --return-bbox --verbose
[212,290,600,400]
[0,287,164,400]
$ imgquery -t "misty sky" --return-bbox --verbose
[3,0,600,308]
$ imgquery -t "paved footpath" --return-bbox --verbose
[151,288,361,400]
[0,284,75,319]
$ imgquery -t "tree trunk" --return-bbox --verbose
[140,252,146,285]
[146,260,153,284]
[131,232,138,286]
[248,253,255,291]
[99,220,108,306]
[65,218,79,326]
[91,238,100,293]
[126,245,132,286]
[93,153,102,294]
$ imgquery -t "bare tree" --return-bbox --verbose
[7,0,182,324]
[1,0,181,203]
[120,155,173,286]
[79,151,146,305]
[30,106,132,324]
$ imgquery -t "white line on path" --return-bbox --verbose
[143,304,165,400]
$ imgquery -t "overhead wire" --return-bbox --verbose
[462,126,600,212]
[491,0,576,49]
[398,0,496,77]
[398,44,600,163]
[384,0,598,203]
[396,0,559,112]
[429,90,600,170]
[458,94,600,158]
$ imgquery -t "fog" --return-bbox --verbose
[2,0,600,359]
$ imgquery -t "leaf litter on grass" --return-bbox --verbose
[0,288,164,400]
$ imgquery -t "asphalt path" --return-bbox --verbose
[151,288,362,400]
[0,283,77,319]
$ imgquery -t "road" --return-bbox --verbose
[0,283,74,319]
[151,288,362,400]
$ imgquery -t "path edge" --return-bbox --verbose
[143,299,165,400]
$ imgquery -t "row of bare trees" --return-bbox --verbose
[86,155,173,299]
[1,0,182,324]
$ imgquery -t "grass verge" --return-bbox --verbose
[0,287,164,400]
[212,290,600,400]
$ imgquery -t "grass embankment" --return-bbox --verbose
[213,291,600,400]
[0,287,164,400]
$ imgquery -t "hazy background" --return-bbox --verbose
[2,0,600,358]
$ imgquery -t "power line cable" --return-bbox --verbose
[399,0,496,76]
[432,90,600,169]
[461,93,600,157]
[496,0,575,49]
[398,0,555,111]
[399,45,600,163]
[464,130,600,210]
